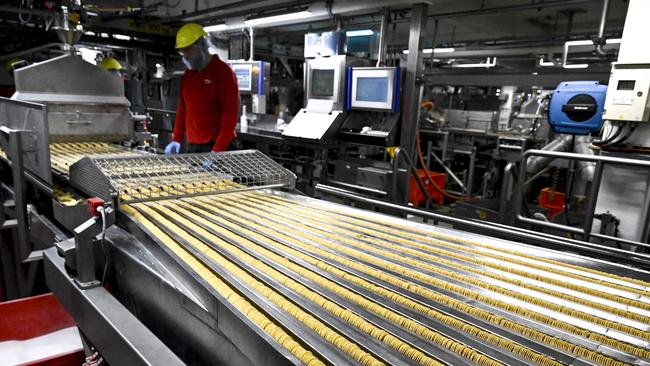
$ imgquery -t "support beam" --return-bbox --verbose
[395,3,428,204]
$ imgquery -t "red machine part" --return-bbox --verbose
[538,187,566,218]
[409,169,446,206]
[87,197,105,217]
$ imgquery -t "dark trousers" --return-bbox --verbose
[187,141,215,153]
[187,139,238,153]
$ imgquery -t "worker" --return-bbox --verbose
[164,22,239,154]
[99,56,123,76]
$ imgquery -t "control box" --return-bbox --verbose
[603,64,650,122]
[548,81,607,135]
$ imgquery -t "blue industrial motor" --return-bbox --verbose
[548,81,608,135]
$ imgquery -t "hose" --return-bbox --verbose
[416,132,473,201]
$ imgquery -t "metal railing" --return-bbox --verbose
[315,183,650,269]
[514,149,650,251]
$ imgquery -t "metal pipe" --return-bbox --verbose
[526,135,573,174]
[430,150,464,190]
[498,162,516,224]
[248,27,254,61]
[589,233,650,250]
[523,149,650,167]
[314,184,650,267]
[376,8,389,67]
[595,0,611,56]
[573,135,596,196]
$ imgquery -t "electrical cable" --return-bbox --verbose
[18,0,33,24]
[592,122,622,146]
[98,206,109,284]
[416,131,474,201]
[599,123,637,149]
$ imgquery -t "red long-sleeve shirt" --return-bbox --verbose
[173,55,239,152]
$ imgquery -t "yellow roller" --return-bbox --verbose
[200,192,649,364]
[236,194,650,331]
[255,192,650,293]
[121,204,327,366]
[179,198,565,366]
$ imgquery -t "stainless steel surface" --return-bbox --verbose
[593,152,650,246]
[126,188,650,366]
[304,55,349,111]
[43,247,186,366]
[46,145,650,366]
[397,3,428,205]
[445,110,498,132]
[12,54,133,143]
[0,98,52,185]
[69,150,296,203]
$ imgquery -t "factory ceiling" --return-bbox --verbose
[0,0,629,69]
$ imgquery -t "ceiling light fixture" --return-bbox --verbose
[452,57,497,68]
[346,29,374,37]
[244,10,312,26]
[204,23,229,32]
[113,34,131,41]
[434,47,455,53]
[563,64,589,69]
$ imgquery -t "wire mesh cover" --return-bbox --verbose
[90,150,295,203]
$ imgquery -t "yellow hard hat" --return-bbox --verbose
[175,22,206,49]
[100,57,122,71]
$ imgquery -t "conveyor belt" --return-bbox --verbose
[121,191,650,366]
[0,142,141,175]
[49,142,141,174]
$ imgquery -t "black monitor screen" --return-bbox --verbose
[311,69,335,96]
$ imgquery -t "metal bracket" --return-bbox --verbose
[72,205,115,288]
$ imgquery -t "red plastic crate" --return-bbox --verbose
[409,169,446,206]
[0,293,84,366]
[538,187,565,218]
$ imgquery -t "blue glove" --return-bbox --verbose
[202,159,213,169]
[164,141,181,155]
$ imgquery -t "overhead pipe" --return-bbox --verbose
[191,0,594,28]
[595,0,612,56]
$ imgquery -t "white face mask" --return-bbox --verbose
[180,43,208,70]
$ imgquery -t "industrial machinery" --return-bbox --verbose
[38,149,650,366]
[339,66,402,146]
[2,13,650,365]
[228,59,271,116]
[329,66,404,197]
[0,48,149,298]
[283,53,368,141]
[548,81,608,135]
[282,55,348,140]
[589,0,650,249]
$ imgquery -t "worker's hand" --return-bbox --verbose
[202,158,213,170]
[164,141,181,155]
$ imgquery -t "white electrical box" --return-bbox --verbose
[603,64,650,122]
